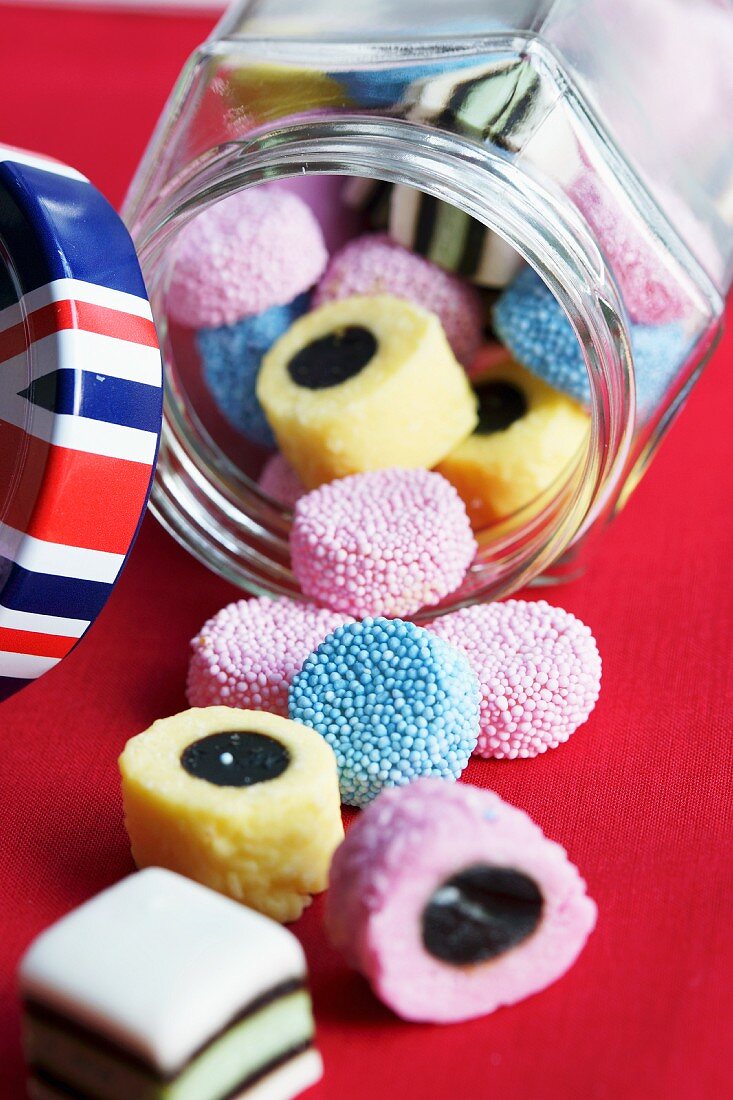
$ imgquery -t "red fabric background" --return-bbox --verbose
[1,8,732,1098]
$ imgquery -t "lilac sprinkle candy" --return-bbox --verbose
[313,233,484,366]
[167,187,328,329]
[429,599,602,759]
[291,468,477,619]
[187,596,354,717]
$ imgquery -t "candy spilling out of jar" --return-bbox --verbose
[167,174,693,619]
[117,596,598,1012]
[183,595,601,811]
[21,596,601,1097]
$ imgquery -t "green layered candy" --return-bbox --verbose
[25,990,314,1100]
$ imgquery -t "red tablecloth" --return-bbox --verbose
[1,8,732,1098]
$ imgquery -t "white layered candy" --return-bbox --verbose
[384,57,582,290]
[19,868,322,1100]
[388,183,524,289]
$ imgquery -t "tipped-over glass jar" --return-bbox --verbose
[123,0,733,613]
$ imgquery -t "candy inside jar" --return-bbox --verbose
[151,166,706,613]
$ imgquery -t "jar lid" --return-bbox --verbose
[0,145,162,702]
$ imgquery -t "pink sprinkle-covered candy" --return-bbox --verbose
[326,779,597,1023]
[187,596,353,716]
[570,171,687,325]
[167,188,328,328]
[290,469,477,618]
[429,600,601,760]
[258,453,306,509]
[313,233,484,365]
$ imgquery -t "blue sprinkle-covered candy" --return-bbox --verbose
[493,267,689,418]
[197,291,310,448]
[493,268,586,401]
[289,617,480,808]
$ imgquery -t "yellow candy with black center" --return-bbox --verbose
[119,707,344,923]
[435,357,590,531]
[256,295,478,489]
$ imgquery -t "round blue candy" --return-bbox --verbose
[196,292,310,448]
[493,267,689,417]
[492,268,590,403]
[289,617,480,808]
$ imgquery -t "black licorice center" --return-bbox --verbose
[181,731,290,787]
[287,326,377,389]
[422,864,543,965]
[475,380,528,434]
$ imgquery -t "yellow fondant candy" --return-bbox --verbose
[435,358,589,531]
[256,295,478,489]
[119,707,344,923]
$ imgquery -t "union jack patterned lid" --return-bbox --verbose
[0,145,163,702]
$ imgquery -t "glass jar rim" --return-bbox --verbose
[127,114,635,609]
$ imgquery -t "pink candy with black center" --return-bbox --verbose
[167,188,328,328]
[326,779,597,1024]
[290,468,477,618]
[258,453,306,509]
[186,596,353,716]
[313,233,484,365]
[429,600,601,760]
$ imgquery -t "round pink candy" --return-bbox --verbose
[326,778,597,1023]
[429,600,601,760]
[258,453,306,509]
[313,233,484,365]
[290,469,477,618]
[186,596,353,716]
[570,172,687,325]
[167,188,328,328]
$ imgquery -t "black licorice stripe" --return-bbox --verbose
[414,194,491,283]
[457,213,488,280]
[361,180,391,218]
[30,1042,313,1100]
[28,1070,90,1100]
[24,978,305,1081]
[490,73,539,147]
[413,192,439,258]
[434,62,538,153]
[436,63,516,135]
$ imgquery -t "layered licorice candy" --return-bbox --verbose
[20,868,322,1100]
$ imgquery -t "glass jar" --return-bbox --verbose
[123,0,733,610]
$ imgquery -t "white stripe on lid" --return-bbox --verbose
[0,522,125,582]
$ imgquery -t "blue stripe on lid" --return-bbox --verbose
[1,564,111,622]
[0,162,149,298]
[18,369,163,434]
